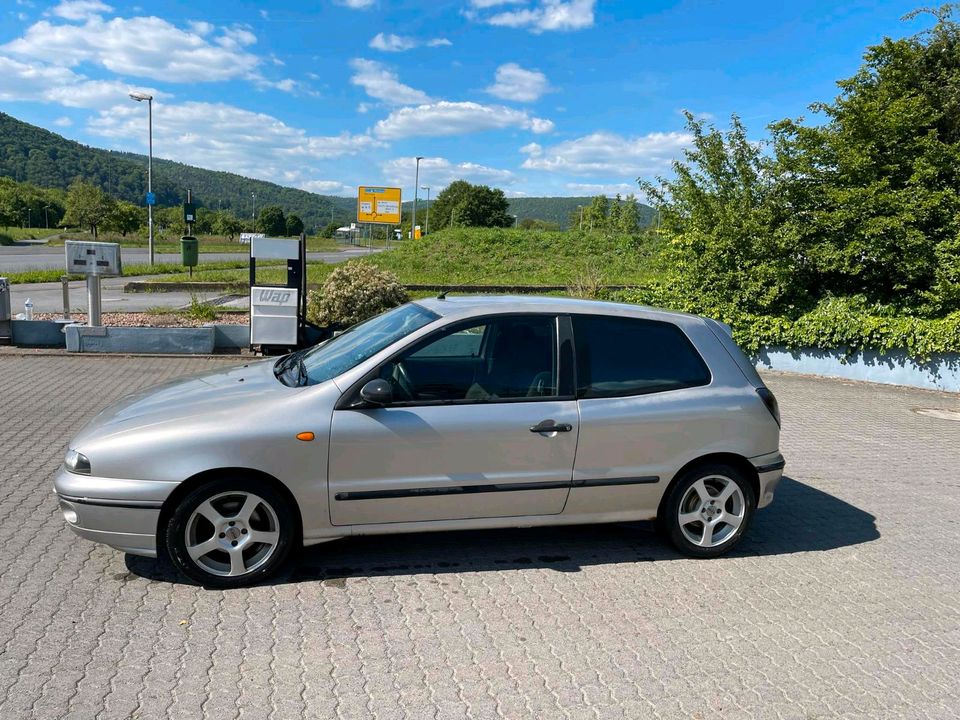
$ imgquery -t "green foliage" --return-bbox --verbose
[321,221,340,238]
[0,176,65,229]
[519,218,560,231]
[307,263,408,327]
[0,232,12,246]
[428,180,512,230]
[62,179,115,237]
[509,196,656,230]
[186,294,219,322]
[3,259,253,285]
[103,200,142,236]
[211,210,244,240]
[285,213,305,237]
[257,205,286,235]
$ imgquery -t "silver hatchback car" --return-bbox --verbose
[55,296,784,587]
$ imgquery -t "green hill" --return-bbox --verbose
[0,112,355,230]
[0,112,654,232]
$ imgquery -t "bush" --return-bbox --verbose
[307,263,408,327]
[0,233,12,246]
[609,289,960,361]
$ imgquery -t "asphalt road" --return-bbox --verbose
[3,246,380,313]
[0,245,374,273]
[1,358,958,719]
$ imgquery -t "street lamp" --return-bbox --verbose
[511,214,518,228]
[129,91,154,265]
[43,205,50,229]
[420,185,430,235]
[412,156,423,238]
[251,192,257,225]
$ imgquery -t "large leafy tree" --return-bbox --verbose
[62,179,115,238]
[770,5,960,312]
[102,200,143,236]
[285,213,305,236]
[428,180,513,230]
[257,205,286,235]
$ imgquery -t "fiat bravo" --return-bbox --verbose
[55,296,784,587]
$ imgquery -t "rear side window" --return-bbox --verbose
[572,315,711,398]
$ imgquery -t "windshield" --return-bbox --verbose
[295,303,439,385]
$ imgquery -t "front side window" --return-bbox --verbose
[572,315,711,398]
[299,303,439,385]
[378,315,558,403]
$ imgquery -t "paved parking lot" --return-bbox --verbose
[1,354,959,719]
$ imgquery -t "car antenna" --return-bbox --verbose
[437,271,500,300]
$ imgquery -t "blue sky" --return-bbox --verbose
[0,0,931,200]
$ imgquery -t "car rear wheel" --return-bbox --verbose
[165,477,296,588]
[663,464,754,558]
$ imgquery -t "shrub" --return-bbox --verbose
[0,233,13,246]
[307,263,408,327]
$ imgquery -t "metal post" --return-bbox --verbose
[422,186,430,235]
[44,206,50,229]
[61,276,71,321]
[412,156,422,239]
[579,206,584,231]
[86,275,101,327]
[147,96,154,266]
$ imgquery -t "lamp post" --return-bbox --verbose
[43,206,50,229]
[129,91,154,265]
[420,185,430,235]
[412,156,423,238]
[251,193,257,226]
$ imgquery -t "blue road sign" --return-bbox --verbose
[145,192,156,206]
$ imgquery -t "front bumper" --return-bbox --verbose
[53,468,179,558]
[750,451,785,509]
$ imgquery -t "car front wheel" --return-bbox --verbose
[663,464,755,558]
[165,477,296,588]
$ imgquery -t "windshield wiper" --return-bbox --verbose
[293,353,308,386]
[273,350,309,386]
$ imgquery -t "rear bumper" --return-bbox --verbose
[53,468,178,558]
[750,451,785,509]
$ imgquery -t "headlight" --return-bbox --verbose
[64,449,91,475]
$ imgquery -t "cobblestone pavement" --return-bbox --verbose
[1,354,959,720]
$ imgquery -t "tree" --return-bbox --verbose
[257,205,286,235]
[212,210,243,240]
[321,221,340,238]
[61,179,115,238]
[429,180,512,229]
[285,213,305,236]
[103,200,142,236]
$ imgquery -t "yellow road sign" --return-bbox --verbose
[357,186,402,224]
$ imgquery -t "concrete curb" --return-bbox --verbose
[66,325,215,354]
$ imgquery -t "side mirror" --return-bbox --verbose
[358,378,393,406]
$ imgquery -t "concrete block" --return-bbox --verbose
[65,325,215,354]
[11,320,68,348]
[210,324,250,349]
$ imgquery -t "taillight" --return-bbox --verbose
[756,387,781,427]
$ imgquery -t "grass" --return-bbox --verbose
[46,232,343,253]
[126,227,663,292]
[0,227,60,241]
[3,259,284,285]
[358,227,663,287]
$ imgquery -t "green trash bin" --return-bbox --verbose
[180,236,198,267]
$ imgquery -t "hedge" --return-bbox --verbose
[609,290,960,362]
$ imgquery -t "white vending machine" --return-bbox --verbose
[248,236,305,351]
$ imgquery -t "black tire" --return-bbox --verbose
[165,477,296,588]
[662,463,755,558]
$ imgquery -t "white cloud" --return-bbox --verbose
[469,0,596,33]
[349,58,431,105]
[187,20,214,35]
[52,116,73,127]
[521,130,692,176]
[0,55,162,108]
[335,0,375,8]
[48,0,112,21]
[382,156,516,189]
[486,62,550,102]
[565,182,640,196]
[87,101,375,184]
[468,0,526,7]
[2,15,260,82]
[299,180,355,196]
[369,32,452,52]
[374,101,554,139]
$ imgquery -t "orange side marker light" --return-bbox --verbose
[296,432,315,442]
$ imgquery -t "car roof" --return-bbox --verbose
[414,294,705,326]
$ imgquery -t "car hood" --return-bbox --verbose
[71,359,294,445]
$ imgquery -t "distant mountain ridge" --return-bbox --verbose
[0,112,652,231]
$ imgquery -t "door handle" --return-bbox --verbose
[530,420,573,433]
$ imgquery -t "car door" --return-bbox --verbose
[327,313,579,526]
[565,313,715,517]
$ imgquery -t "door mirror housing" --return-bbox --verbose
[358,378,393,406]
